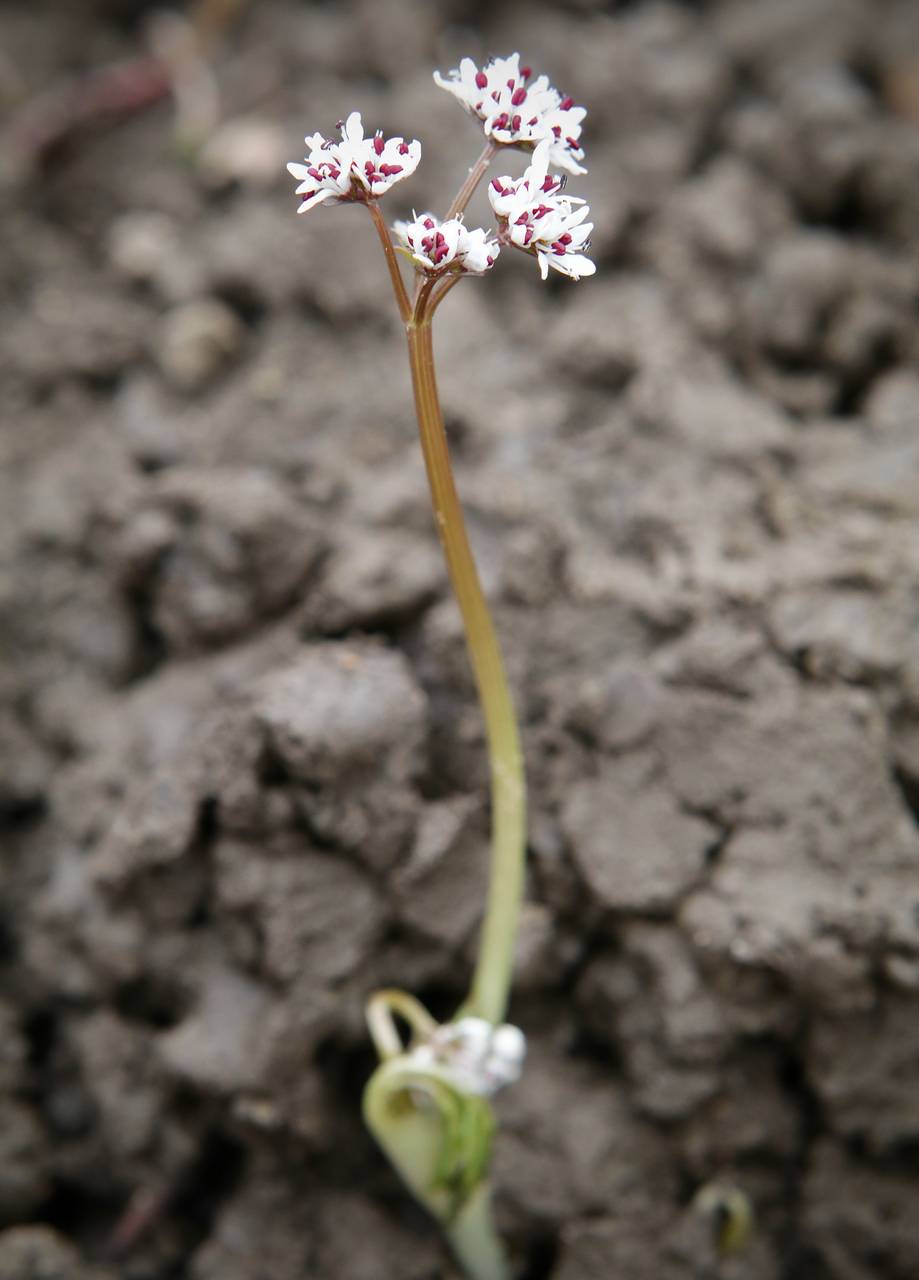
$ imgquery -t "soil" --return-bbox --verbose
[2,1,919,1277]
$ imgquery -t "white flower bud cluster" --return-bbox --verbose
[393,212,499,275]
[409,1017,527,1097]
[287,111,420,213]
[434,52,586,176]
[489,140,594,280]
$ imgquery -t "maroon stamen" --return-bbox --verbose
[511,87,527,106]
[560,96,574,110]
[373,134,384,156]
[475,70,488,89]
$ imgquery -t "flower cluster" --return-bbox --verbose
[286,53,595,288]
[394,212,499,275]
[287,111,420,213]
[489,139,594,280]
[408,1017,526,1097]
[434,52,586,175]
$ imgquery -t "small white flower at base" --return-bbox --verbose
[433,52,587,175]
[409,1017,526,1097]
[287,111,421,213]
[394,212,500,275]
[488,140,595,281]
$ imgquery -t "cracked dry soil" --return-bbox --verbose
[2,0,919,1277]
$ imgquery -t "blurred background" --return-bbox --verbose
[1,1,919,1278]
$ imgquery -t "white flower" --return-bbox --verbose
[408,1017,526,1097]
[488,140,595,281]
[287,111,421,213]
[433,52,587,175]
[393,212,500,275]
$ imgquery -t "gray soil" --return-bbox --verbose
[2,0,919,1277]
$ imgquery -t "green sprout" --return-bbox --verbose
[287,51,593,1280]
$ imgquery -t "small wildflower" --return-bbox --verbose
[287,111,420,213]
[488,140,595,280]
[433,52,587,175]
[409,1017,526,1097]
[393,212,500,274]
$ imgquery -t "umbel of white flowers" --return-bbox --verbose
[434,51,587,175]
[286,52,595,282]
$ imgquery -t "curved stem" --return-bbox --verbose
[428,271,464,319]
[366,198,411,323]
[367,989,438,1060]
[405,315,525,1026]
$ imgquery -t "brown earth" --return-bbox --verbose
[2,1,919,1277]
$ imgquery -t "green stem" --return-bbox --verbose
[447,1184,509,1280]
[406,314,526,1026]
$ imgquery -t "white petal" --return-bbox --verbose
[525,138,552,192]
[343,111,364,143]
[297,189,335,214]
[563,254,596,278]
[550,148,588,176]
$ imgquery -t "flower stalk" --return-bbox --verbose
[405,312,525,1027]
[286,54,594,1278]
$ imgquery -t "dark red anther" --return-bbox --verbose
[558,232,572,244]
[560,96,574,110]
[486,254,494,265]
[399,141,410,154]
[552,124,562,138]
[373,133,385,155]
[514,212,529,225]
[507,78,515,89]
[379,163,402,176]
[524,227,534,244]
[511,87,527,106]
[521,66,532,79]
[328,167,340,180]
[308,166,323,181]
[541,176,556,192]
[491,177,503,192]
[551,241,566,254]
[365,159,376,177]
[475,70,488,89]
[424,217,435,229]
[492,112,509,130]
[528,116,539,126]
